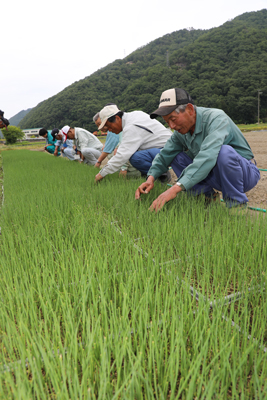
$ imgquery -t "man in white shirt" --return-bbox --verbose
[95,104,172,183]
[61,125,103,165]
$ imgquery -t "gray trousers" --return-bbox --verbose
[82,148,101,165]
[62,147,76,161]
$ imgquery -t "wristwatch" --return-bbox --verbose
[176,182,185,191]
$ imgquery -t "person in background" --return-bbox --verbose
[0,110,10,129]
[135,87,260,211]
[39,128,59,155]
[95,104,172,183]
[61,125,103,165]
[51,129,78,161]
[93,112,119,166]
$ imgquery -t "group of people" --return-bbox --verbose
[40,87,260,210]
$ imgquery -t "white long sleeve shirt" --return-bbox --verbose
[74,128,102,152]
[99,111,172,177]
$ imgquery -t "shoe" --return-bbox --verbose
[204,191,221,205]
[158,170,172,185]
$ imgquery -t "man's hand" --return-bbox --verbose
[95,173,104,183]
[135,176,155,200]
[149,185,181,212]
[119,170,127,178]
[94,161,101,168]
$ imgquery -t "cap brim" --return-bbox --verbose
[150,105,178,119]
[98,118,108,130]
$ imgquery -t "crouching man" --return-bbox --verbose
[95,104,172,183]
[61,125,103,165]
[135,88,260,211]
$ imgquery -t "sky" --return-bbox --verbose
[1,0,266,119]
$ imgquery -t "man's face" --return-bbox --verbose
[67,129,75,139]
[104,116,122,134]
[95,118,108,133]
[55,133,62,141]
[163,104,196,135]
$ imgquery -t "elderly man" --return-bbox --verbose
[61,125,102,165]
[93,112,120,167]
[135,88,260,211]
[95,104,172,182]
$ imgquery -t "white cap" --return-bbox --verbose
[98,105,120,130]
[61,125,70,142]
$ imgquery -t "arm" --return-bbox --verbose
[177,115,230,190]
[147,133,185,180]
[95,151,109,167]
[54,145,59,156]
[135,175,182,212]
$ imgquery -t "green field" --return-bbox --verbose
[0,150,266,399]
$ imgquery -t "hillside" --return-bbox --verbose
[10,108,32,126]
[19,9,267,131]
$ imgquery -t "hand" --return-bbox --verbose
[54,150,58,156]
[94,161,101,168]
[119,170,127,178]
[149,185,181,212]
[95,173,104,183]
[135,176,155,200]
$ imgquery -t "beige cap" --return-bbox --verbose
[98,105,121,130]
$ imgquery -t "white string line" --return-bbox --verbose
[222,314,267,353]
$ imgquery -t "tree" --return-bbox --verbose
[1,126,25,144]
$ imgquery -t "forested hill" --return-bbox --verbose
[9,108,32,126]
[20,9,267,131]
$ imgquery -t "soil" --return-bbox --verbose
[169,130,267,210]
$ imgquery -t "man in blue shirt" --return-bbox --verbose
[135,88,260,211]
[39,128,59,155]
[93,112,119,167]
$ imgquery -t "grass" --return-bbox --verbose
[237,123,267,132]
[0,150,266,399]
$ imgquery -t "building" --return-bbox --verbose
[22,128,43,140]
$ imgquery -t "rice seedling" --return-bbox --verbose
[0,150,266,399]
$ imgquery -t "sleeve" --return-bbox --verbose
[103,134,119,154]
[178,114,230,190]
[147,132,185,179]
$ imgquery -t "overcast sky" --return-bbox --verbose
[1,0,266,118]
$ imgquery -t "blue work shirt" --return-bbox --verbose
[103,131,120,153]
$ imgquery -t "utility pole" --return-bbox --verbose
[257,90,263,124]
